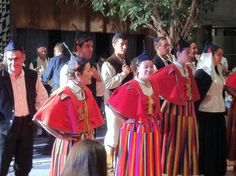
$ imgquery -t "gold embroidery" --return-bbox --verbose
[186,78,192,100]
[148,96,153,115]
[78,107,84,120]
[80,100,93,138]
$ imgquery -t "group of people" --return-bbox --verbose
[0,30,235,176]
[0,32,105,176]
[103,34,235,176]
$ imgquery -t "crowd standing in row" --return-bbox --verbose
[0,31,236,176]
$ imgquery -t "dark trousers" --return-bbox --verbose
[198,112,227,176]
[0,116,33,176]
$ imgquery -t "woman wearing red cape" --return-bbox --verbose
[108,53,162,176]
[33,55,104,176]
[151,39,200,176]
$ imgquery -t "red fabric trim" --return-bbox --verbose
[108,80,162,123]
[33,86,103,133]
[226,71,236,89]
[150,64,200,105]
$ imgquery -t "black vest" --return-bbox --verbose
[104,54,133,103]
[0,67,37,122]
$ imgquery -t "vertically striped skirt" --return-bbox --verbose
[227,98,236,160]
[160,101,199,176]
[48,133,93,176]
[115,119,162,176]
[49,138,79,176]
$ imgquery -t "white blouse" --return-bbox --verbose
[135,77,153,96]
[199,73,225,113]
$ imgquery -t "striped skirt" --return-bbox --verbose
[49,133,93,176]
[227,98,236,160]
[115,119,161,176]
[160,101,199,176]
[49,138,78,176]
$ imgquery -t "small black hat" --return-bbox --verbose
[171,38,190,55]
[68,55,82,71]
[137,53,152,65]
[4,38,23,52]
[75,31,92,46]
[203,42,221,54]
[36,42,47,49]
[176,38,190,50]
[67,55,88,71]
[112,32,127,41]
[202,41,214,53]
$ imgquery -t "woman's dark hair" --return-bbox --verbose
[73,31,93,52]
[203,42,222,55]
[61,139,107,176]
[210,44,222,55]
[171,38,190,57]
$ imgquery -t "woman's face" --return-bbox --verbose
[213,48,223,65]
[75,62,93,86]
[137,60,154,82]
[177,47,190,64]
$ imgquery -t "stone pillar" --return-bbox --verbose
[0,0,10,54]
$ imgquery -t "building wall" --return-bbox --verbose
[10,0,131,33]
[10,0,236,69]
[202,0,236,70]
[203,0,236,27]
[0,0,10,54]
[213,28,236,70]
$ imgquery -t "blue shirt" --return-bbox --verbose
[41,54,69,91]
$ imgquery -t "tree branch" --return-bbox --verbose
[181,0,200,38]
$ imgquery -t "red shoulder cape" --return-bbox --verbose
[107,79,161,123]
[226,71,236,89]
[33,87,104,134]
[150,64,200,105]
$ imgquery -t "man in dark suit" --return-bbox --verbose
[0,38,48,176]
[152,36,171,70]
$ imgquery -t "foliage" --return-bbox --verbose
[58,0,218,44]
